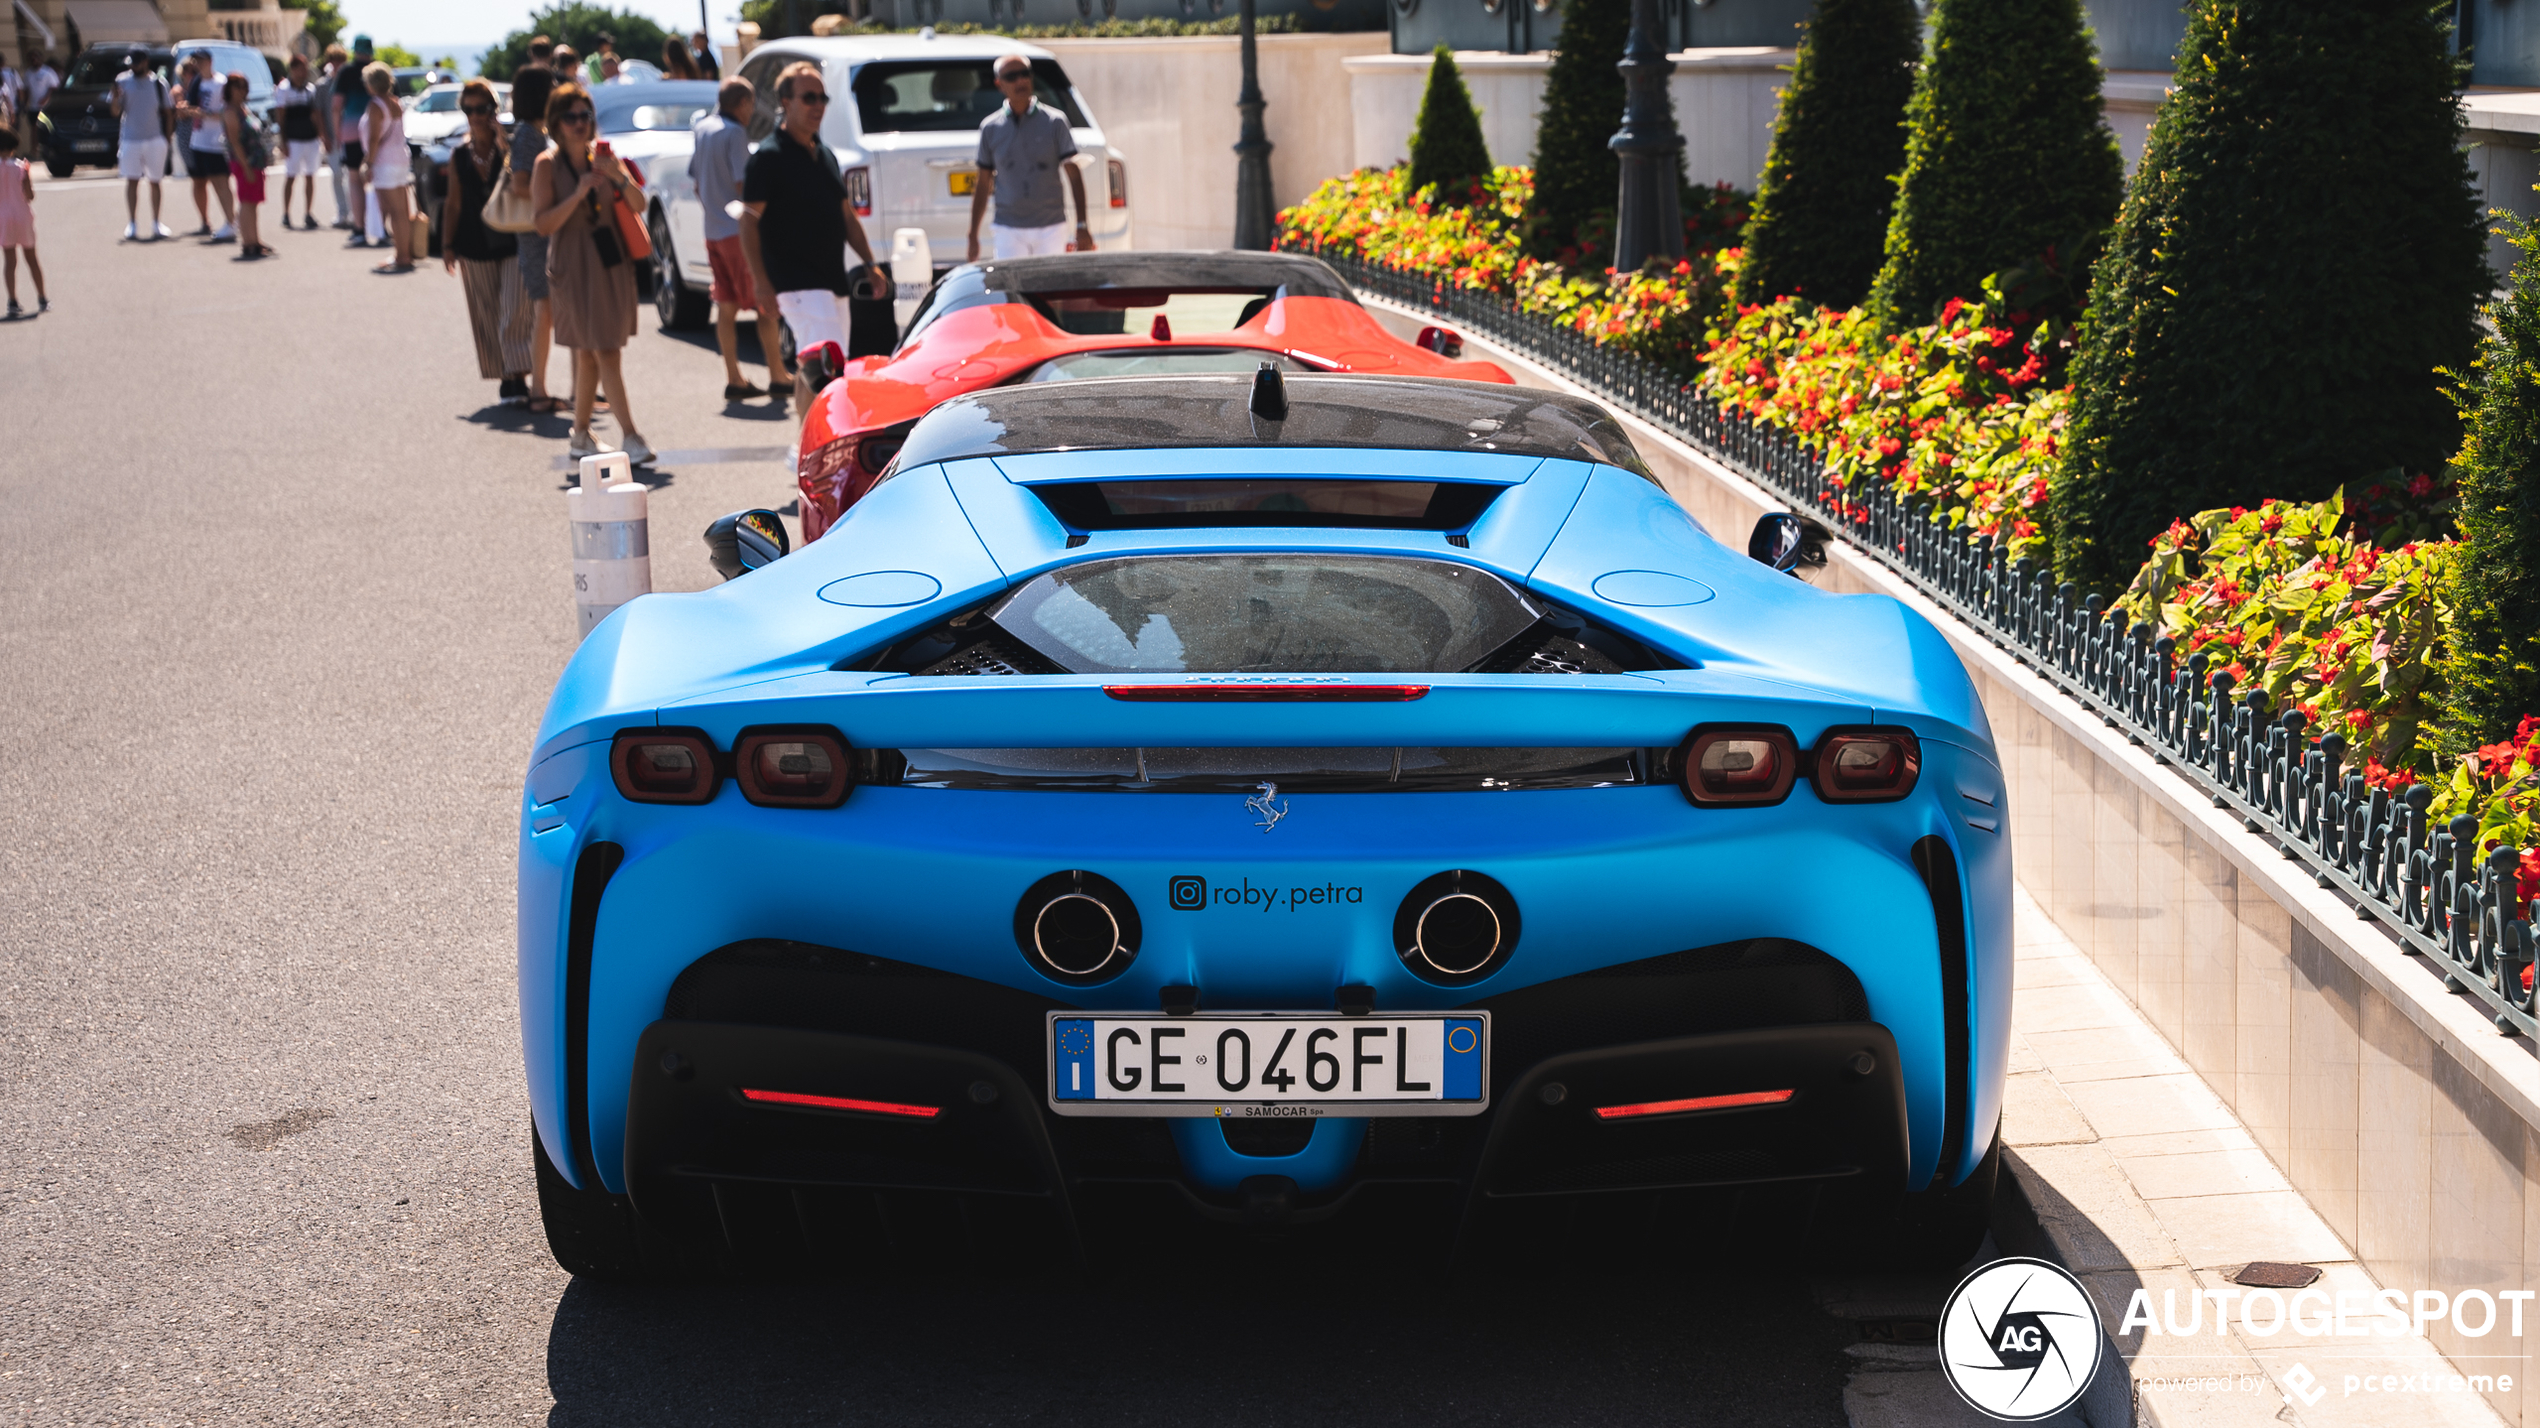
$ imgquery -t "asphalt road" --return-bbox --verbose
[0,171,1867,1426]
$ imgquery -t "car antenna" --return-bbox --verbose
[1249,362,1288,424]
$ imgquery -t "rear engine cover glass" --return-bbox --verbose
[991,555,1538,674]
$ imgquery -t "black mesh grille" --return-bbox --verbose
[914,634,1064,678]
[1476,634,1627,675]
[1470,938,1869,1088]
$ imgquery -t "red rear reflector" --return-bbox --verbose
[1102,684,1429,702]
[1594,1088,1795,1120]
[741,1088,941,1119]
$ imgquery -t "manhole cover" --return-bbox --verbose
[2232,1261,2320,1289]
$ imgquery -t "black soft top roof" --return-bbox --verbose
[975,251,1358,301]
[889,374,1655,478]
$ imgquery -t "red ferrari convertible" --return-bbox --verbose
[792,250,1513,540]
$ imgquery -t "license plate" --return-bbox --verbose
[1047,1012,1488,1117]
[74,140,108,152]
[947,169,976,196]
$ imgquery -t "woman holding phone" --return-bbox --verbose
[532,80,651,464]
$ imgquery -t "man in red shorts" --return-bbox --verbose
[692,78,786,401]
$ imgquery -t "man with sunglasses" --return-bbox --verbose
[965,55,1090,263]
[740,61,888,414]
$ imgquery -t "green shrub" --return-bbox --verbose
[1523,0,1628,260]
[1735,0,1921,311]
[1863,0,2121,329]
[479,3,667,80]
[2440,215,2540,753]
[2052,0,2490,597]
[1407,46,1493,208]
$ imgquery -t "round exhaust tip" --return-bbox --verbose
[1014,870,1140,983]
[1393,870,1519,984]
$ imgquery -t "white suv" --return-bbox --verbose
[653,33,1132,317]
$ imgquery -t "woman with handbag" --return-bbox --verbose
[217,72,273,259]
[532,80,653,464]
[359,63,414,273]
[499,65,560,412]
[441,79,533,404]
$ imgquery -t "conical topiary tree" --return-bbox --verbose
[1406,46,1492,208]
[1523,0,1628,260]
[1863,0,2121,328]
[2439,218,2540,752]
[1734,0,1921,311]
[2051,0,2490,597]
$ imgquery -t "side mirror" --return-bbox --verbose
[1416,325,1465,359]
[704,509,790,581]
[1748,512,1831,582]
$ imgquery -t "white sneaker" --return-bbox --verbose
[211,224,236,243]
[122,221,137,240]
[620,438,658,466]
[567,431,616,460]
[153,222,173,240]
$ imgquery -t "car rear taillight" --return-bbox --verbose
[741,1087,940,1118]
[856,431,906,474]
[844,166,872,217]
[1106,157,1127,208]
[611,730,719,804]
[734,727,853,808]
[1678,726,1800,806]
[1102,684,1430,702]
[1812,728,1922,803]
[1595,1088,1795,1121]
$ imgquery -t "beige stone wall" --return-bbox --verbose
[1038,31,1388,253]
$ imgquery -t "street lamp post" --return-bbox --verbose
[1232,0,1277,249]
[1608,0,1684,273]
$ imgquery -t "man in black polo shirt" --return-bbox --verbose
[741,61,887,414]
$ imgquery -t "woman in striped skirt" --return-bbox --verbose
[439,78,532,403]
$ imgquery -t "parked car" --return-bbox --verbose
[517,371,2011,1276]
[647,34,1134,334]
[40,39,275,178]
[410,82,513,256]
[790,250,1513,540]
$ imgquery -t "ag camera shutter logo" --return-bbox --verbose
[1939,1257,2104,1420]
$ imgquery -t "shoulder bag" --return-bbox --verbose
[482,147,538,233]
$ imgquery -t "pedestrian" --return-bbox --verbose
[219,73,272,259]
[661,36,699,82]
[0,57,20,143]
[525,34,555,70]
[331,35,380,247]
[690,33,720,80]
[317,43,350,229]
[111,49,171,241]
[550,44,579,81]
[585,34,615,88]
[598,54,626,86]
[532,79,655,463]
[0,128,42,318]
[505,63,561,413]
[22,51,55,145]
[742,61,888,413]
[441,79,532,404]
[271,53,321,230]
[174,50,237,242]
[965,54,1091,262]
[694,77,785,400]
[360,62,413,273]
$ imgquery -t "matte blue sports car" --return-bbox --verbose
[517,370,2012,1275]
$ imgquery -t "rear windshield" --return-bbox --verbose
[595,85,719,133]
[1029,350,1299,382]
[71,53,165,86]
[990,554,1541,675]
[852,59,1085,133]
[1031,479,1500,531]
[189,47,271,96]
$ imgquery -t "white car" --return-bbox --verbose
[403,80,511,150]
[646,34,1133,331]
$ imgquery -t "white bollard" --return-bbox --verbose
[568,452,650,638]
[891,227,933,330]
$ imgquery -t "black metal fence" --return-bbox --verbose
[1299,242,2540,1041]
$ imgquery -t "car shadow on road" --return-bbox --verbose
[542,1220,1853,1426]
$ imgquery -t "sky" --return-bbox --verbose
[341,0,743,72]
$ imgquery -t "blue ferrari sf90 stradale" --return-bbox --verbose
[517,370,2011,1275]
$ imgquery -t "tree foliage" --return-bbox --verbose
[1864,0,2120,329]
[1734,0,1920,311]
[2440,216,2540,752]
[1523,0,1627,259]
[478,4,670,82]
[279,0,345,52]
[2051,0,2489,596]
[1406,46,1493,208]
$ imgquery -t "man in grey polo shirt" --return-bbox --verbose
[964,54,1090,262]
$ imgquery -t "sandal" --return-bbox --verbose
[528,395,568,414]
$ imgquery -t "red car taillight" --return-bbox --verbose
[1106,157,1127,208]
[610,730,719,804]
[734,727,853,808]
[1677,726,1800,807]
[844,166,872,217]
[1811,728,1922,803]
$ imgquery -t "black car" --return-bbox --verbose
[39,40,275,178]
